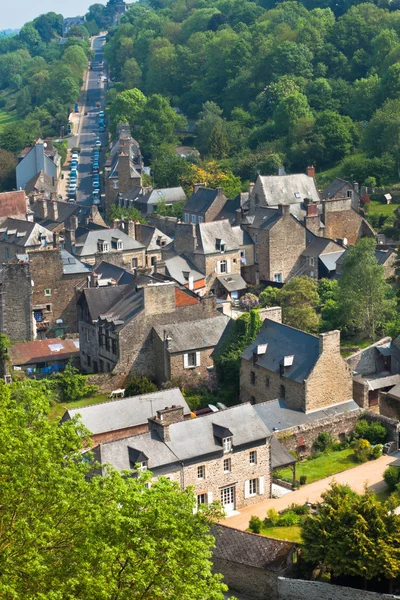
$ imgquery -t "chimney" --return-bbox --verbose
[48,200,58,221]
[279,204,291,217]
[52,232,60,247]
[174,222,197,254]
[154,259,166,276]
[148,405,185,442]
[90,272,99,288]
[249,182,255,195]
[216,187,223,197]
[239,192,248,207]
[319,330,341,355]
[37,199,48,219]
[64,228,75,254]
[306,203,318,217]
[112,218,120,229]
[193,182,205,194]
[306,165,315,178]
[69,215,78,231]
[143,282,176,315]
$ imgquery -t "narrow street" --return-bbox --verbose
[222,451,400,531]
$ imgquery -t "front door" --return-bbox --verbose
[221,486,235,513]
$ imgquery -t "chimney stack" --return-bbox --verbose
[306,203,318,217]
[69,215,78,231]
[306,165,315,178]
[90,272,99,288]
[249,182,255,195]
[147,406,185,442]
[37,199,48,219]
[319,330,341,355]
[48,200,58,222]
[193,182,205,194]
[279,204,291,217]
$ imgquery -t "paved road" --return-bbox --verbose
[222,451,400,531]
[62,35,108,207]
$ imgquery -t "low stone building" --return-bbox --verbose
[61,387,191,444]
[301,236,345,280]
[320,177,360,212]
[320,197,375,245]
[93,402,273,513]
[240,318,353,413]
[212,524,295,600]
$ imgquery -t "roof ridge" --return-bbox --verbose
[68,388,181,413]
[263,318,319,341]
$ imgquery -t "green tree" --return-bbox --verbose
[363,99,400,177]
[155,199,184,219]
[151,146,192,189]
[302,483,400,586]
[54,361,97,403]
[107,204,146,225]
[139,94,186,158]
[0,380,227,599]
[208,119,230,158]
[108,87,146,131]
[0,149,16,191]
[338,238,396,339]
[259,286,280,308]
[279,276,320,333]
[124,375,158,397]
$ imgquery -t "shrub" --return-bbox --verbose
[249,515,262,534]
[371,444,383,459]
[299,475,308,486]
[354,438,371,463]
[124,375,157,397]
[259,287,280,308]
[384,465,400,491]
[287,503,310,515]
[277,511,301,526]
[54,362,97,403]
[266,508,279,525]
[239,293,259,311]
[313,432,333,453]
[354,419,387,445]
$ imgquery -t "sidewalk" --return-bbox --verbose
[223,451,400,531]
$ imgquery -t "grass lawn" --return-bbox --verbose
[275,447,357,485]
[375,487,391,503]
[0,108,20,132]
[367,200,398,217]
[49,393,108,421]
[260,524,302,543]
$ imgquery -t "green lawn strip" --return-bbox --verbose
[367,200,398,217]
[259,524,302,543]
[49,393,108,422]
[275,447,356,484]
[0,108,20,131]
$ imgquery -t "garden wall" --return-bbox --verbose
[86,372,128,394]
[278,577,400,600]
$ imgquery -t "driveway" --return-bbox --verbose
[223,452,400,531]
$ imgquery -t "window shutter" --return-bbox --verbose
[226,259,231,273]
[258,476,265,495]
[244,480,250,499]
[196,351,201,366]
[183,354,189,369]
[216,261,220,274]
[207,492,213,504]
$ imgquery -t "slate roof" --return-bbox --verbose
[99,285,144,326]
[135,224,172,251]
[270,435,296,469]
[217,273,247,292]
[0,191,27,218]
[97,403,272,472]
[321,178,354,199]
[9,338,80,365]
[302,236,343,257]
[61,249,91,275]
[93,261,136,286]
[257,174,320,206]
[0,217,54,248]
[184,188,224,213]
[211,524,295,570]
[164,253,205,285]
[135,187,187,206]
[244,206,280,229]
[195,220,239,255]
[353,373,400,391]
[153,314,230,353]
[31,201,101,230]
[319,251,345,273]
[74,228,145,257]
[254,398,360,432]
[62,388,191,434]
[215,194,248,223]
[387,382,400,400]
[375,248,395,265]
[231,225,253,247]
[241,320,320,383]
[25,171,56,196]
[80,285,132,321]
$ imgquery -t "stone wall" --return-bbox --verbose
[153,334,215,384]
[213,558,280,600]
[363,410,400,444]
[346,337,391,376]
[84,247,145,269]
[258,306,282,323]
[379,392,400,421]
[267,210,307,283]
[203,251,242,294]
[323,209,374,245]
[0,263,33,341]
[276,408,361,456]
[305,331,353,412]
[278,577,400,600]
[148,214,177,237]
[85,372,128,393]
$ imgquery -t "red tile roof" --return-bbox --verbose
[9,338,80,365]
[0,191,27,218]
[175,288,199,307]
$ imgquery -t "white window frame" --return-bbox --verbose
[255,252,259,264]
[113,180,119,189]
[223,437,232,454]
[184,213,189,223]
[310,270,314,278]
[197,493,207,505]
[117,240,123,250]
[274,273,282,283]
[184,351,200,369]
[309,256,315,266]
[197,465,205,480]
[223,457,231,473]
[253,233,258,243]
[137,461,147,472]
[249,478,257,496]
[44,288,52,296]
[197,216,203,223]
[346,190,353,199]
[249,451,257,465]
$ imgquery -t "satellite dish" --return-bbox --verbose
[43,142,47,148]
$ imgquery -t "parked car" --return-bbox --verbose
[95,140,102,147]
[71,152,79,160]
[70,169,77,177]
[92,181,100,189]
[99,111,104,118]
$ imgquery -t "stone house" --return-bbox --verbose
[321,177,360,212]
[0,262,34,342]
[16,139,61,192]
[153,314,230,383]
[93,402,273,513]
[104,124,143,214]
[78,280,227,378]
[61,387,192,445]
[212,524,295,600]
[241,205,307,286]
[183,185,228,224]
[301,236,345,280]
[240,317,353,413]
[171,220,246,298]
[0,217,55,263]
[65,222,146,268]
[30,200,107,236]
[318,197,375,245]
[162,253,206,294]
[125,222,172,271]
[126,186,187,215]
[25,171,57,200]
[335,247,396,280]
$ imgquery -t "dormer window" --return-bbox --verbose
[128,447,149,472]
[116,239,123,250]
[216,239,226,252]
[138,461,147,472]
[223,437,232,454]
[97,240,110,253]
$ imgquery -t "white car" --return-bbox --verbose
[71,152,79,160]
[95,140,102,147]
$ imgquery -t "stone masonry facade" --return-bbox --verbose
[0,263,33,342]
[278,577,400,600]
